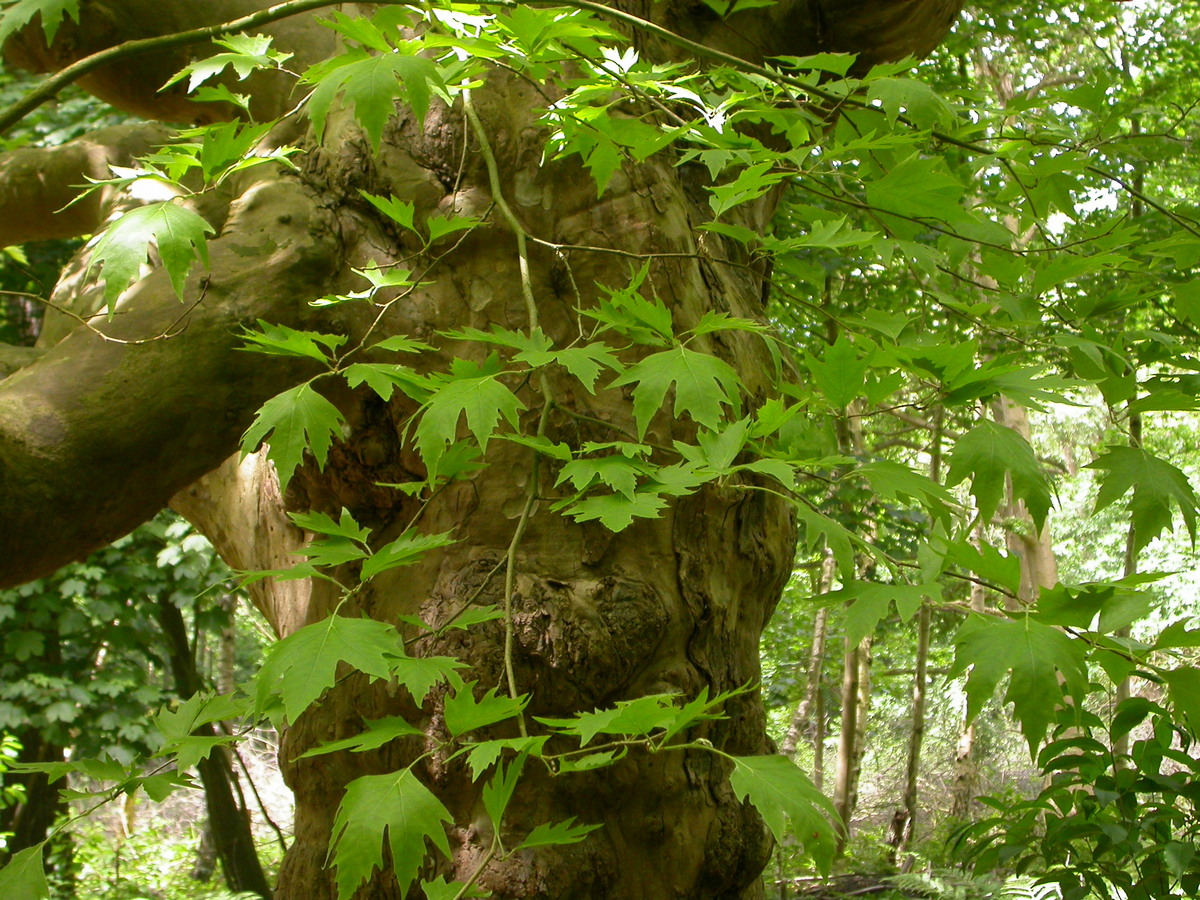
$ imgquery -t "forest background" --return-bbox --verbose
[0,0,1199,899]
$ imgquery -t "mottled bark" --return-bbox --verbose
[0,1,963,897]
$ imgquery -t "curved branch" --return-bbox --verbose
[0,175,342,588]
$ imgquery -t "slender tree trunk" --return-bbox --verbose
[949,525,987,821]
[781,553,834,759]
[155,598,271,900]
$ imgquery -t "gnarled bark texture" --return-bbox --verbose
[0,2,961,897]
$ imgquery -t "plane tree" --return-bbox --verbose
[0,2,1013,898]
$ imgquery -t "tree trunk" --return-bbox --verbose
[781,554,833,759]
[0,2,962,897]
[832,634,872,857]
[155,597,272,899]
[949,524,987,821]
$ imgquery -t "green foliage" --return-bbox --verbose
[0,0,78,44]
[956,701,1200,900]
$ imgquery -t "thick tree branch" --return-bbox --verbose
[0,122,171,246]
[0,175,341,587]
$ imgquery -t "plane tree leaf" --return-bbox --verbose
[946,419,1051,531]
[329,768,453,900]
[950,615,1089,753]
[87,201,214,307]
[1088,446,1199,553]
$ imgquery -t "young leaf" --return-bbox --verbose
[443,681,527,738]
[163,33,293,92]
[536,693,681,745]
[463,736,549,781]
[87,201,214,307]
[1088,446,1199,553]
[729,755,838,874]
[298,716,423,759]
[946,420,1051,531]
[361,529,456,580]
[241,383,346,490]
[481,752,526,832]
[329,769,453,900]
[289,508,370,543]
[241,320,346,364]
[515,818,602,851]
[559,490,668,532]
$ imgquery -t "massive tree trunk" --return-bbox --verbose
[0,2,961,897]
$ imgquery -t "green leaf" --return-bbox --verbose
[0,844,49,900]
[950,615,1089,752]
[240,321,346,364]
[729,755,838,875]
[463,736,549,781]
[557,452,646,499]
[946,420,1051,531]
[361,529,456,580]
[254,616,401,722]
[329,769,452,900]
[866,77,955,129]
[414,360,525,479]
[305,45,444,151]
[390,656,465,707]
[536,693,682,745]
[443,682,526,738]
[514,342,622,394]
[240,383,346,490]
[609,346,741,438]
[298,716,423,759]
[1088,446,1199,554]
[419,876,490,900]
[855,460,954,524]
[515,818,601,851]
[835,582,939,645]
[87,201,214,307]
[806,335,870,409]
[1164,667,1200,731]
[560,490,667,532]
[360,192,418,233]
[163,33,292,92]
[481,752,525,832]
[0,0,79,44]
[289,508,370,543]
